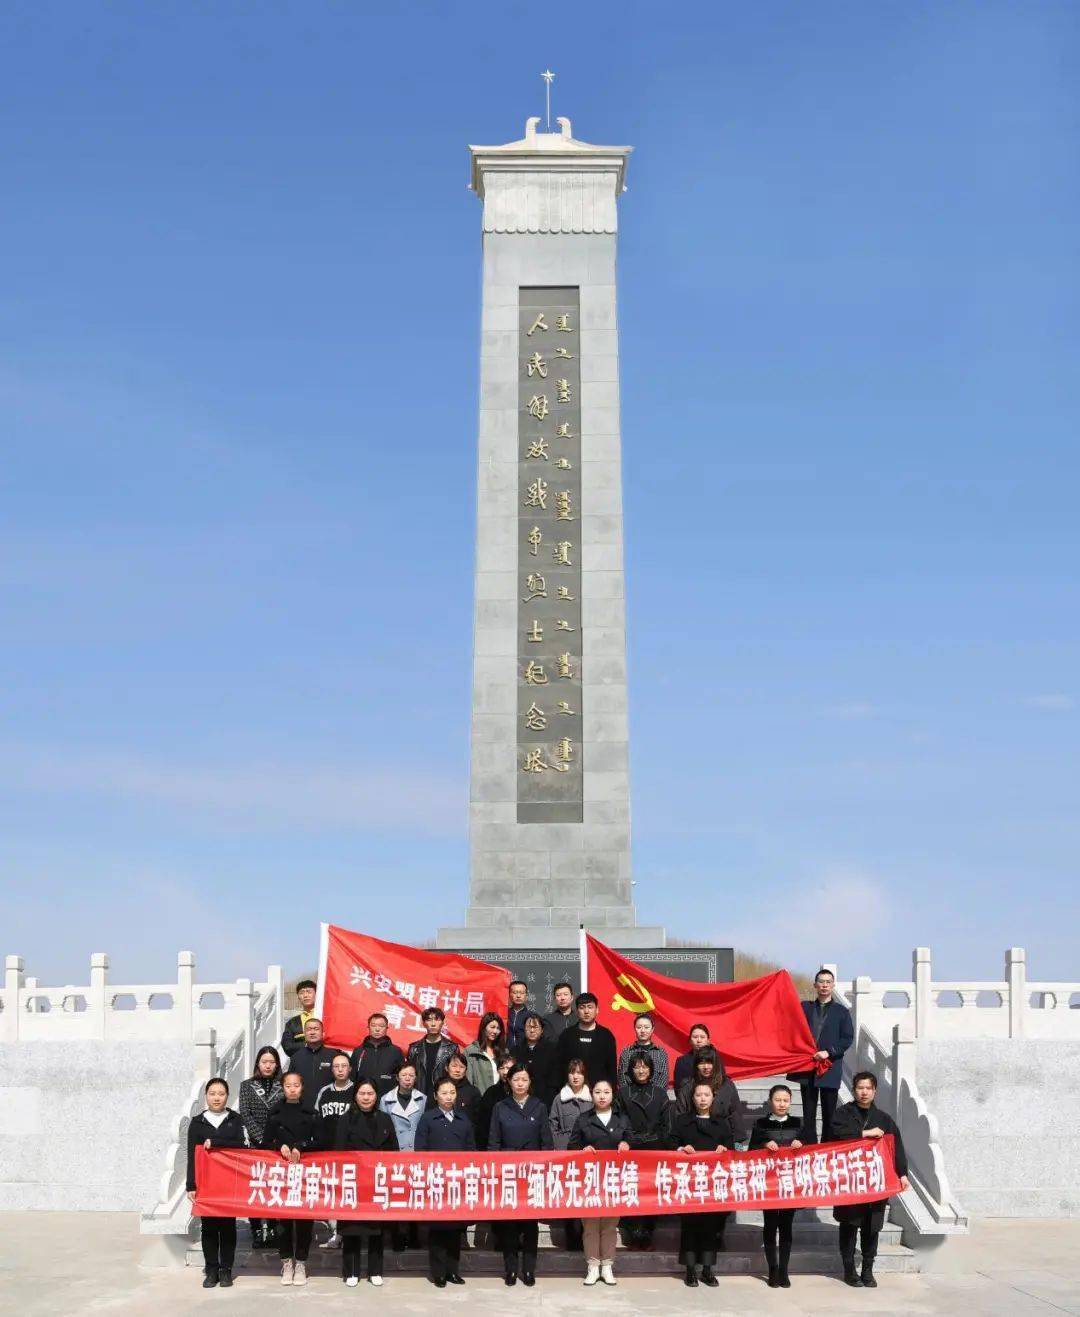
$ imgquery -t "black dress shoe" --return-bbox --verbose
[779,1267,791,1288]
[767,1265,780,1288]
[202,1268,219,1288]
[843,1266,863,1287]
[504,1272,517,1286]
[218,1268,233,1288]
[861,1266,877,1288]
[701,1267,719,1287]
[430,1276,447,1287]
[684,1267,698,1287]
[447,1273,465,1284]
[522,1271,535,1287]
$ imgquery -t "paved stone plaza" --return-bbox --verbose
[3,1214,1078,1316]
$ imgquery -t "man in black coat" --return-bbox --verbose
[406,1006,459,1100]
[556,992,618,1090]
[349,1011,405,1097]
[787,968,854,1143]
[506,979,531,1051]
[828,1071,910,1288]
[543,981,576,1039]
[287,1018,339,1112]
[281,978,318,1058]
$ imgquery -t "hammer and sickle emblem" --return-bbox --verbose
[610,972,655,1014]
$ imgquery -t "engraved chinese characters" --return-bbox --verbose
[518,288,582,823]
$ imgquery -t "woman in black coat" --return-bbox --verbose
[237,1046,283,1249]
[186,1077,248,1289]
[488,1064,554,1286]
[445,1051,481,1123]
[334,1080,399,1287]
[672,1023,712,1090]
[568,1078,631,1286]
[828,1071,909,1289]
[748,1083,804,1288]
[509,1011,560,1106]
[475,1052,514,1149]
[415,1077,476,1286]
[674,1047,744,1144]
[617,1052,671,1248]
[263,1071,317,1285]
[671,1081,738,1287]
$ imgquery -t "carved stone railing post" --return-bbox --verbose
[266,964,284,1047]
[236,978,255,1078]
[852,975,872,1040]
[193,1027,217,1082]
[2,954,24,1041]
[913,946,932,1038]
[1006,947,1025,1038]
[89,952,109,1038]
[176,950,195,1039]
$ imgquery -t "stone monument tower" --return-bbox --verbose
[437,114,664,951]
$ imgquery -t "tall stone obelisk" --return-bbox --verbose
[438,115,664,951]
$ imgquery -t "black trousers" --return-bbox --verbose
[679,1211,726,1267]
[502,1221,539,1274]
[762,1208,794,1269]
[429,1227,462,1279]
[839,1208,883,1268]
[800,1084,839,1142]
[201,1216,236,1269]
[343,1234,384,1279]
[277,1218,313,1262]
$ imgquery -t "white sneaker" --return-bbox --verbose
[369,1274,384,1287]
[600,1262,616,1285]
[584,1264,600,1286]
[292,1261,308,1286]
[345,1276,359,1287]
[280,1260,294,1286]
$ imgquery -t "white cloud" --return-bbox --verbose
[1023,694,1074,712]
[821,702,877,720]
[2,742,463,837]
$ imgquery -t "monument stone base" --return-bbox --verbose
[436,923,666,951]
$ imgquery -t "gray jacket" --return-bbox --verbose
[548,1085,593,1151]
[378,1089,427,1151]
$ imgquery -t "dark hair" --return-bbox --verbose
[435,1077,458,1092]
[282,1071,303,1088]
[815,968,835,981]
[768,1083,792,1100]
[634,1012,654,1025]
[354,1080,378,1100]
[303,1016,323,1028]
[509,979,528,991]
[576,992,598,1008]
[553,980,574,995]
[421,1006,445,1022]
[205,1077,228,1095]
[629,1052,655,1082]
[506,1063,532,1085]
[393,1059,417,1077]
[523,1011,544,1026]
[446,1051,467,1070]
[368,1011,388,1025]
[692,1046,722,1089]
[252,1045,282,1081]
[566,1058,587,1078]
[852,1070,878,1090]
[692,1080,715,1094]
[296,979,317,993]
[689,1022,711,1040]
[476,1011,506,1047]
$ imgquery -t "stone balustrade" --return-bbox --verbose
[0,951,284,1058]
[841,948,1080,1041]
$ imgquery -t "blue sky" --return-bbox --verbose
[2,1,1077,987]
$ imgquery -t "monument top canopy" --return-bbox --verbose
[469,116,632,197]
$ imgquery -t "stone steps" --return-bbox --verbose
[186,1215,916,1275]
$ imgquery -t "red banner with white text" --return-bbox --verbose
[586,934,825,1080]
[194,1138,899,1221]
[316,924,511,1050]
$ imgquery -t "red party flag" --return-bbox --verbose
[585,934,822,1080]
[316,923,512,1050]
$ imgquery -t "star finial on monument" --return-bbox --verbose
[541,69,555,129]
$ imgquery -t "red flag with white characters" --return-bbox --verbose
[585,934,823,1081]
[316,923,511,1050]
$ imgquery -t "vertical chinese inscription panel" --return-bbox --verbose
[517,287,582,824]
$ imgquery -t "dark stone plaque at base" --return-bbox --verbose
[444,946,734,1015]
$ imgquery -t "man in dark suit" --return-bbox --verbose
[787,968,854,1143]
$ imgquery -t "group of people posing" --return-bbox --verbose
[186,969,908,1292]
